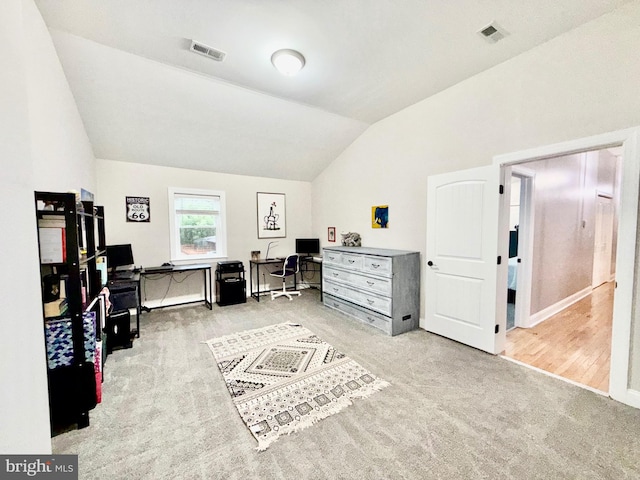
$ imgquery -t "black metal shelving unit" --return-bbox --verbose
[35,191,106,431]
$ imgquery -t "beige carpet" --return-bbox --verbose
[52,289,640,479]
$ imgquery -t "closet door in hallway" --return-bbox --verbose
[504,282,613,392]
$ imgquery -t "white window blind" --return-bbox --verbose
[168,188,227,261]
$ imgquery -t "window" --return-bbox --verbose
[168,187,227,261]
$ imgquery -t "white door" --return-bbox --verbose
[592,194,614,288]
[425,165,501,354]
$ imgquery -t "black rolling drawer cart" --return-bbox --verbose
[216,261,246,306]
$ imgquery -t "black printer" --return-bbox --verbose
[216,260,244,273]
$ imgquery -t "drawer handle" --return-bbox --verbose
[333,303,339,308]
[371,263,380,269]
[329,256,336,260]
[366,281,374,286]
[333,288,339,292]
[366,317,374,323]
[348,259,355,264]
[366,299,375,305]
[332,272,339,277]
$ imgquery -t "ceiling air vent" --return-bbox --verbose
[189,40,226,61]
[478,23,507,43]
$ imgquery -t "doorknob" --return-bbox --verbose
[427,261,434,267]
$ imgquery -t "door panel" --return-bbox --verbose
[426,165,500,354]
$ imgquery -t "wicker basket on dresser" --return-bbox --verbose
[322,246,420,336]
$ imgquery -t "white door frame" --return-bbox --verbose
[510,166,535,329]
[493,127,640,408]
[592,192,615,289]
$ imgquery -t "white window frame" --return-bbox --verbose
[168,187,227,261]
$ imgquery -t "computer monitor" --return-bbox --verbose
[106,244,134,273]
[295,238,320,257]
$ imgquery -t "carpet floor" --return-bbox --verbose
[52,289,640,479]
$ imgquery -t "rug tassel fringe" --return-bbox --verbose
[255,378,391,451]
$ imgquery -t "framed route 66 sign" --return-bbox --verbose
[126,196,150,222]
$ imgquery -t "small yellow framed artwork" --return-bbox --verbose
[372,205,389,228]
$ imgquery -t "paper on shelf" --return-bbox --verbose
[39,227,65,263]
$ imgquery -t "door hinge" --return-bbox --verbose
[499,185,504,194]
[495,324,500,334]
[497,256,502,265]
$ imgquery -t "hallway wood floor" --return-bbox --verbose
[504,281,614,392]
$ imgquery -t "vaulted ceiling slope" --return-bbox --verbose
[35,0,630,181]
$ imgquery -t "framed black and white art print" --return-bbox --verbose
[257,192,286,238]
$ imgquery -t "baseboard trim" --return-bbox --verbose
[528,286,592,328]
[623,388,640,409]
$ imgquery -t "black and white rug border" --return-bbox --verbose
[205,322,390,451]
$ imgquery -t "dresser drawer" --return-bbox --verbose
[363,255,392,276]
[324,265,392,296]
[323,251,342,265]
[324,279,392,316]
[324,294,391,335]
[340,253,364,270]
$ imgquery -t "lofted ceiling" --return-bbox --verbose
[35,0,630,181]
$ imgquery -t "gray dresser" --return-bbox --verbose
[322,246,420,336]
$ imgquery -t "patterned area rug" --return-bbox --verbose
[206,322,390,451]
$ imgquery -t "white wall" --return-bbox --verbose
[527,152,599,314]
[26,12,95,192]
[1,0,96,453]
[97,160,312,304]
[312,1,640,319]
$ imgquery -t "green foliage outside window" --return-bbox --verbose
[178,214,216,247]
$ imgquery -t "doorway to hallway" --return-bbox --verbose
[502,146,620,393]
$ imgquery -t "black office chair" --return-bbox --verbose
[269,255,301,301]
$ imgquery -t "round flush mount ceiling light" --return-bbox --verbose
[271,49,305,76]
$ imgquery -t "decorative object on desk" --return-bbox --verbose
[372,205,389,228]
[340,232,361,247]
[126,196,150,222]
[251,250,260,261]
[328,226,336,242]
[205,322,389,451]
[257,192,286,238]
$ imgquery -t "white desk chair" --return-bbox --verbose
[269,255,301,301]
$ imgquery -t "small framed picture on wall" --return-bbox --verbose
[328,227,336,242]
